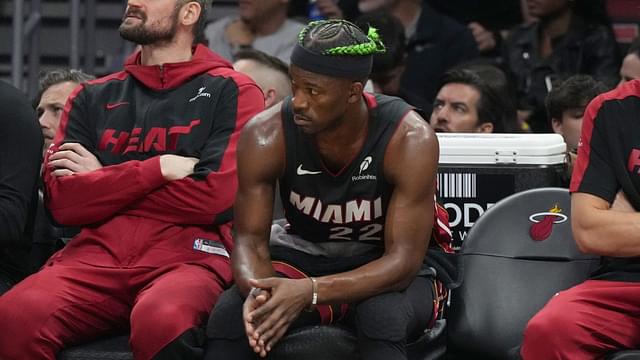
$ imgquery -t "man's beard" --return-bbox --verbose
[118,6,179,45]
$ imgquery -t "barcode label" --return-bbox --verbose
[438,173,476,198]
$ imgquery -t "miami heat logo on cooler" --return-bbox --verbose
[529,204,567,241]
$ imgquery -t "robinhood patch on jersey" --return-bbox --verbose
[193,238,229,257]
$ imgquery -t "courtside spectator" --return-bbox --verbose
[357,0,479,113]
[355,10,406,95]
[546,74,608,179]
[430,64,517,133]
[205,0,304,64]
[503,0,620,133]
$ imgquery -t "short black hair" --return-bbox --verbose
[546,75,608,122]
[439,64,517,133]
[354,10,406,87]
[234,49,289,79]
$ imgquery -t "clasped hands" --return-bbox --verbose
[243,277,313,357]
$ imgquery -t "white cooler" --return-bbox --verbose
[436,133,567,249]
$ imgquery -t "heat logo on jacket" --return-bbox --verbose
[98,119,201,154]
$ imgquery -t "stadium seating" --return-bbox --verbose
[58,335,131,360]
[267,319,446,360]
[57,321,445,359]
[446,187,601,358]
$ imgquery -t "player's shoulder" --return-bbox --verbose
[391,110,437,150]
[242,102,284,140]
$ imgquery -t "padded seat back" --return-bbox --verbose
[447,187,601,359]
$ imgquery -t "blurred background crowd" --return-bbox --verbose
[5,0,640,140]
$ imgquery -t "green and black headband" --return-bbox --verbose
[290,19,386,79]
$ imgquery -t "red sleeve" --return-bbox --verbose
[44,85,169,226]
[123,81,265,224]
[570,91,619,203]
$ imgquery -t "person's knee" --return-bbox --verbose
[0,287,56,357]
[131,297,205,341]
[0,286,47,332]
[522,298,580,357]
[130,299,207,360]
[207,286,246,340]
[355,292,411,342]
[523,309,557,345]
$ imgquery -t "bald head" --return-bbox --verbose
[620,53,640,85]
[233,49,291,108]
[620,37,640,85]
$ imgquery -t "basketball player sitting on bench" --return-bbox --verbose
[206,19,455,360]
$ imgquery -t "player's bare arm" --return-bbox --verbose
[249,111,438,350]
[233,103,287,296]
[572,192,640,256]
[232,104,311,356]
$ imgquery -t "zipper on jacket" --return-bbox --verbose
[159,64,165,88]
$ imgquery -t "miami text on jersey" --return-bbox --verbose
[289,190,383,224]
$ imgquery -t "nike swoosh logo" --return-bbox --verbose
[105,102,129,110]
[296,165,322,175]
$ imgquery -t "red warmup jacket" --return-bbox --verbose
[43,44,264,269]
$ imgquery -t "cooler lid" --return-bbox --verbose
[437,133,567,165]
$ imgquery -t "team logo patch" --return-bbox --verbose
[529,204,567,241]
[189,87,212,102]
[352,156,377,181]
[359,156,372,174]
[296,164,322,175]
[193,238,229,257]
[105,101,129,110]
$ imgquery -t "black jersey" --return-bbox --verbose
[278,93,411,254]
[571,79,640,281]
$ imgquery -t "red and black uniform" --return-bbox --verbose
[206,94,454,360]
[0,44,264,360]
[273,92,455,304]
[522,80,640,359]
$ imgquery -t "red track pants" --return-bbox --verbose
[0,257,232,360]
[521,280,640,359]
